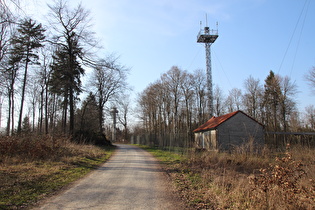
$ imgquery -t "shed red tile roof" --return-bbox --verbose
[193,110,262,133]
[193,111,239,133]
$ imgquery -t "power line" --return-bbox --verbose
[278,0,309,74]
[186,46,202,70]
[290,0,311,77]
[213,50,233,90]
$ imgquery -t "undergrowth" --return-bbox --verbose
[249,144,315,209]
[0,135,115,209]
[143,144,315,209]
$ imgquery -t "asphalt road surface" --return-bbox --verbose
[37,144,184,210]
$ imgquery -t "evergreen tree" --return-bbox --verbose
[49,40,84,134]
[263,70,282,131]
[74,93,111,145]
[10,18,45,133]
[75,92,99,133]
[22,116,31,133]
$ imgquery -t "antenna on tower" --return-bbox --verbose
[205,13,208,27]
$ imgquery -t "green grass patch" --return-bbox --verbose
[136,145,185,165]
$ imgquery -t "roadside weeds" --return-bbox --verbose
[0,135,115,209]
[141,145,315,210]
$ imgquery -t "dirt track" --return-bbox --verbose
[36,144,184,210]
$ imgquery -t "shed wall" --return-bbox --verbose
[217,112,264,150]
[194,130,217,150]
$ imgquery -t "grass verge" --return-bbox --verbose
[0,136,115,209]
[136,145,184,165]
[141,145,315,209]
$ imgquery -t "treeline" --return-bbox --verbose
[136,66,315,147]
[0,0,130,143]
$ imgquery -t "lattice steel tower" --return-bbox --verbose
[197,20,218,117]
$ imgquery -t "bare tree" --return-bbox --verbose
[278,76,297,132]
[304,105,315,130]
[232,88,243,111]
[0,0,19,61]
[36,47,52,134]
[0,0,19,135]
[117,94,131,141]
[27,78,39,132]
[226,88,242,113]
[243,75,263,119]
[289,111,301,132]
[192,69,207,124]
[90,56,129,134]
[2,53,19,135]
[305,66,315,93]
[213,85,225,116]
[0,8,11,62]
[137,67,210,148]
[180,71,194,143]
[161,66,184,147]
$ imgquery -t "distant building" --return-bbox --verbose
[193,110,264,151]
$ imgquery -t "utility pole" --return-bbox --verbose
[111,107,118,142]
[197,18,218,117]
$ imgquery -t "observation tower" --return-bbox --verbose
[197,20,218,117]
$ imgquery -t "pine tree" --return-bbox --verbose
[76,92,99,133]
[263,71,282,131]
[49,39,84,135]
[10,18,45,133]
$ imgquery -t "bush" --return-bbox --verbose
[0,135,66,161]
[250,144,315,209]
[161,144,315,209]
[73,130,112,146]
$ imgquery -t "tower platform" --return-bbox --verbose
[197,27,218,43]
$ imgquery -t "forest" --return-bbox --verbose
[135,66,315,149]
[0,0,314,147]
[0,0,130,144]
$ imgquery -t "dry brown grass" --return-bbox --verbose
[0,135,115,209]
[165,144,315,209]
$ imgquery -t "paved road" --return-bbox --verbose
[37,144,184,210]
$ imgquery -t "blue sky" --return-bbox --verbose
[27,0,314,112]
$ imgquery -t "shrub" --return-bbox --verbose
[73,130,112,146]
[250,144,315,209]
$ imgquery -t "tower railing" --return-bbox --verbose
[197,27,218,43]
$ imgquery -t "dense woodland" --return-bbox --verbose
[0,0,314,146]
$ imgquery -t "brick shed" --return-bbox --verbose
[193,110,264,151]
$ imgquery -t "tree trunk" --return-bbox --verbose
[69,87,74,135]
[11,91,14,135]
[17,52,29,133]
[39,89,44,134]
[98,103,103,134]
[45,82,49,134]
[6,89,11,136]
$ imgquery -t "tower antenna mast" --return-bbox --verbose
[197,16,218,117]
